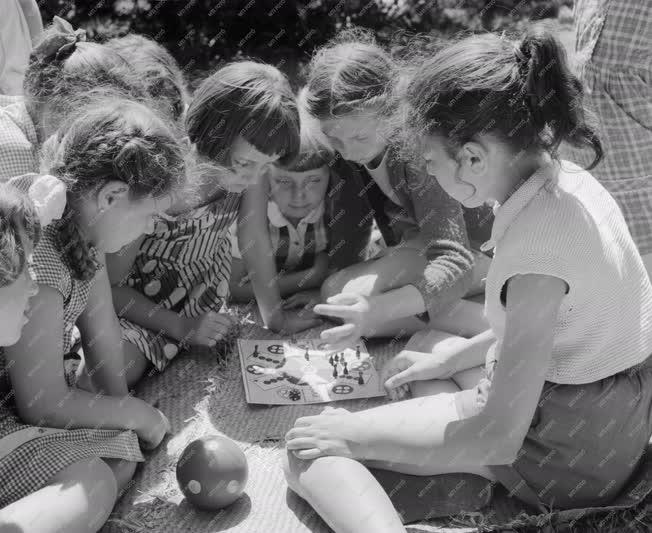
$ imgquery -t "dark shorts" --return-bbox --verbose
[456,355,652,511]
[368,467,493,523]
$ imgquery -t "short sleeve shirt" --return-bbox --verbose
[30,227,100,353]
[0,95,38,180]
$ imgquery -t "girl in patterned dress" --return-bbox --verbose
[108,61,300,386]
[0,96,183,528]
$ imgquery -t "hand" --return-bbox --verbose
[269,309,322,335]
[285,407,363,460]
[179,312,236,347]
[282,289,321,311]
[382,350,456,393]
[313,293,370,351]
[137,405,171,450]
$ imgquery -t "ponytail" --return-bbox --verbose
[402,22,602,169]
[517,23,602,168]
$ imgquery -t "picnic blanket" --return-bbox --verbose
[102,311,652,533]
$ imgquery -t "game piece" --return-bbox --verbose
[358,371,364,385]
[176,435,248,511]
[237,338,383,405]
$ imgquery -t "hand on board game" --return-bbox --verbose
[382,350,457,393]
[313,293,370,351]
[285,406,363,460]
[282,289,321,311]
[181,312,237,347]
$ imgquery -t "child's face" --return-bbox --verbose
[0,234,37,347]
[269,166,330,220]
[223,137,280,193]
[421,134,488,208]
[320,113,387,166]
[89,185,173,253]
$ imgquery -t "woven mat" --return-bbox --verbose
[102,313,652,533]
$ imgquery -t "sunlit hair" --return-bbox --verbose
[41,93,187,280]
[303,27,396,120]
[107,34,189,122]
[23,21,146,126]
[281,88,335,172]
[0,185,40,288]
[186,60,300,167]
[400,22,602,168]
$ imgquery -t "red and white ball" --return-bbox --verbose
[176,435,248,510]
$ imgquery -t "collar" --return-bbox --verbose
[267,201,325,229]
[480,160,559,252]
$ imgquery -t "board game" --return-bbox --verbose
[236,338,385,405]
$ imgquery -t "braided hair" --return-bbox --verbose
[41,95,186,280]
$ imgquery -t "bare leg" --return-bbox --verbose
[121,341,152,389]
[0,457,118,533]
[103,458,137,497]
[283,452,406,533]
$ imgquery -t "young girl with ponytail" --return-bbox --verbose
[283,24,652,532]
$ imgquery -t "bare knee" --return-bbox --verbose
[103,458,137,495]
[122,342,151,389]
[281,450,306,498]
[59,457,119,532]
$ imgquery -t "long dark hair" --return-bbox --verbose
[402,22,602,168]
[186,61,300,167]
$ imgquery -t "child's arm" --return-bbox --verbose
[231,252,328,301]
[5,286,168,447]
[107,237,188,343]
[290,274,566,467]
[238,183,320,333]
[17,0,43,44]
[75,259,129,396]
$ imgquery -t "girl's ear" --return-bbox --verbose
[460,141,488,176]
[96,181,129,212]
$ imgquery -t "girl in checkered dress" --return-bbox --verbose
[107,61,300,385]
[0,95,184,528]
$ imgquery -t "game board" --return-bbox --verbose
[236,338,386,405]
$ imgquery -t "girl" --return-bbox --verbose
[301,31,491,350]
[106,33,189,124]
[1,16,145,181]
[108,61,300,386]
[283,25,652,533]
[235,114,376,334]
[1,95,181,530]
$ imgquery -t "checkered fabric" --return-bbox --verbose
[0,399,143,508]
[30,226,101,353]
[564,0,652,254]
[0,94,38,180]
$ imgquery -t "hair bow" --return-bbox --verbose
[33,16,87,63]
[28,175,67,227]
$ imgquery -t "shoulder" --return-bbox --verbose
[31,227,71,297]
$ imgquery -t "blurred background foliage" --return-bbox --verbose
[38,0,575,85]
